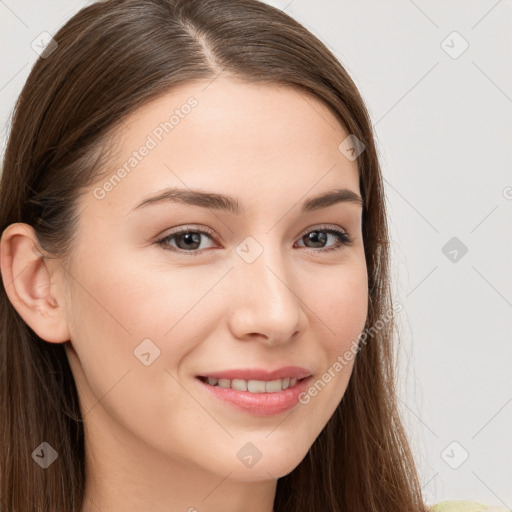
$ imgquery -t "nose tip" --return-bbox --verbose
[227,256,307,344]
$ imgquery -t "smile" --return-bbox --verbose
[196,375,313,416]
[197,375,307,393]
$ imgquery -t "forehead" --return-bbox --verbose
[86,77,360,217]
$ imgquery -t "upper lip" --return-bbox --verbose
[197,366,312,381]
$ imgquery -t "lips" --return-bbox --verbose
[196,366,312,381]
[196,373,314,416]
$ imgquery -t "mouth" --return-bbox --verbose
[195,374,313,416]
[196,375,310,393]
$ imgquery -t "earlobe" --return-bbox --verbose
[0,222,70,343]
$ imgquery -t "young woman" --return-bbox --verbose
[0,1,507,511]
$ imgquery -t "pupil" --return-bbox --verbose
[306,231,326,248]
[178,232,200,250]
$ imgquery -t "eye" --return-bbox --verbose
[156,226,217,256]
[155,224,353,256]
[295,225,353,254]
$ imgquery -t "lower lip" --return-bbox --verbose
[196,376,312,417]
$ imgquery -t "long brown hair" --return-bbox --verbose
[0,1,429,510]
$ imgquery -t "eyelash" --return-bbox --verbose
[155,224,353,257]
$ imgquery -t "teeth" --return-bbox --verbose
[264,379,282,393]
[248,380,266,393]
[205,376,299,393]
[231,379,247,391]
[217,378,230,388]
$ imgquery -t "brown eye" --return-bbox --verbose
[156,227,217,255]
[295,227,352,253]
[155,224,353,257]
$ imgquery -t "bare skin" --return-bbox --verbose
[0,76,368,512]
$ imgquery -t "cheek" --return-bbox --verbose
[63,254,205,447]
[315,259,368,347]
[62,249,180,401]
[63,247,225,397]
[308,259,368,392]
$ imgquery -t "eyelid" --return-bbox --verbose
[155,223,352,255]
[294,223,353,252]
[297,223,348,239]
[154,225,218,256]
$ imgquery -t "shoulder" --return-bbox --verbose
[429,500,511,512]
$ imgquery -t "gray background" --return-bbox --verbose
[1,0,511,507]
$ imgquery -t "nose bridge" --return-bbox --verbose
[229,237,304,340]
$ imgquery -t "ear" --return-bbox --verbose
[0,222,70,343]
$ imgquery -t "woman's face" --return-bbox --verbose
[61,77,368,484]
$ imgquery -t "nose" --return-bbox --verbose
[226,245,307,346]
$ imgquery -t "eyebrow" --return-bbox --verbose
[129,187,365,215]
